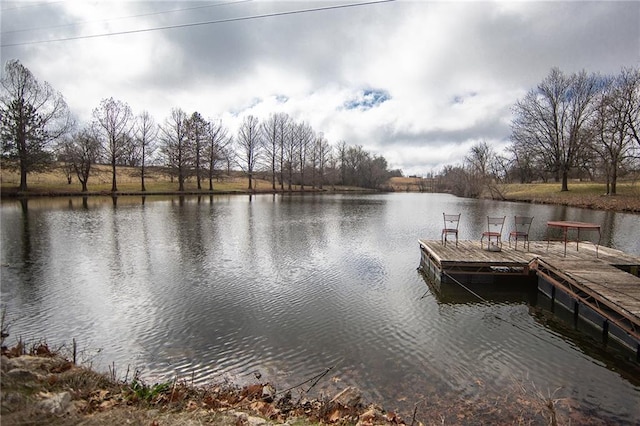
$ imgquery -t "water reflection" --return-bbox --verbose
[530,301,640,386]
[19,199,32,269]
[422,273,539,305]
[1,194,639,423]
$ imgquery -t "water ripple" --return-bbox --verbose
[2,194,639,423]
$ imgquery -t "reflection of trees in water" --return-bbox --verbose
[1,198,54,311]
[3,194,639,425]
[19,199,31,267]
[600,210,616,248]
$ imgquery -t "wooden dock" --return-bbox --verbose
[418,239,640,357]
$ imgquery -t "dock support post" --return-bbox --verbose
[573,301,579,327]
[602,320,609,346]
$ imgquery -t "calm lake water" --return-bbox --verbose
[1,193,639,422]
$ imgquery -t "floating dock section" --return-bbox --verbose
[418,239,640,358]
[419,240,535,286]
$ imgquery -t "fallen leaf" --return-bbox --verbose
[359,408,376,422]
[328,408,342,423]
[99,399,117,410]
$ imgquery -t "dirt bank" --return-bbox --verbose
[2,340,622,425]
[1,344,403,426]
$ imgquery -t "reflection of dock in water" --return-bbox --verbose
[419,272,539,305]
[418,240,640,359]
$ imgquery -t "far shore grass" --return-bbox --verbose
[0,164,367,196]
[2,166,639,212]
[500,181,640,213]
[388,176,640,213]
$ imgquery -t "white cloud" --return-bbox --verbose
[2,0,638,176]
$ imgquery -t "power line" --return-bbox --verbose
[1,0,253,36]
[0,0,395,48]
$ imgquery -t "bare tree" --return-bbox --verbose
[119,133,140,167]
[465,141,492,177]
[59,128,101,192]
[366,155,391,189]
[591,69,639,194]
[221,142,234,176]
[342,145,367,187]
[464,140,508,198]
[205,119,230,191]
[262,113,289,191]
[315,133,332,189]
[283,120,298,191]
[92,97,134,192]
[186,111,208,190]
[1,59,73,191]
[325,148,340,189]
[160,108,191,191]
[439,164,476,197]
[616,68,640,148]
[136,110,158,192]
[236,115,261,190]
[277,113,291,190]
[295,121,314,190]
[336,140,348,185]
[309,134,319,189]
[511,68,600,191]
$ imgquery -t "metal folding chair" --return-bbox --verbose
[481,216,506,250]
[441,213,461,247]
[509,216,534,250]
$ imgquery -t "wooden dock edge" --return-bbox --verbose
[418,239,640,359]
[533,258,640,359]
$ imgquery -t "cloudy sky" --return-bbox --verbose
[1,1,638,176]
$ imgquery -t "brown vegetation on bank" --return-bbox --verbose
[1,337,623,425]
[1,342,403,426]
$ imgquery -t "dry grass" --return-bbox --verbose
[0,164,306,195]
[386,176,435,192]
[3,165,639,213]
[502,181,640,213]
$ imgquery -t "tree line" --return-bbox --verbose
[1,60,396,193]
[439,67,640,197]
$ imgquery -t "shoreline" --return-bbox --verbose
[0,343,606,425]
[2,188,639,214]
[501,194,640,214]
[0,187,377,199]
[1,346,386,426]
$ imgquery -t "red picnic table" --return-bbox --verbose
[546,220,601,257]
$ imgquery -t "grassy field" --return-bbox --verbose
[2,167,638,212]
[387,177,640,212]
[502,181,640,213]
[0,164,316,195]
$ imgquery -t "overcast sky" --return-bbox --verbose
[1,1,638,176]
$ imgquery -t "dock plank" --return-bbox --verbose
[418,239,640,266]
[539,258,640,319]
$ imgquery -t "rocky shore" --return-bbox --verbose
[1,344,405,426]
